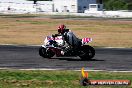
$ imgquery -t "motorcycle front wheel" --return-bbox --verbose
[39,47,55,58]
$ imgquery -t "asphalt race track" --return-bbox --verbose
[0,45,132,71]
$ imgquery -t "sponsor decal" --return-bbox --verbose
[80,67,131,86]
[82,38,92,44]
[47,36,62,40]
[82,38,92,43]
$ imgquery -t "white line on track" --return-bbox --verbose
[1,68,132,72]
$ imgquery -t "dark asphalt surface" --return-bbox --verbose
[0,45,132,71]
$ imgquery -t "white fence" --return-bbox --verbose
[84,10,132,18]
[36,11,132,18]
[0,2,132,18]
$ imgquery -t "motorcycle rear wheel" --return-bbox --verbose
[79,45,95,60]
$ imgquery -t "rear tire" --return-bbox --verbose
[79,45,95,60]
[39,47,55,58]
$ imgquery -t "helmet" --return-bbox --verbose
[58,24,66,34]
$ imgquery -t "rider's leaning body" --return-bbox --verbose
[52,24,81,55]
[52,24,81,47]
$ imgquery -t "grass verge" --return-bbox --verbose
[0,70,131,88]
[0,14,132,48]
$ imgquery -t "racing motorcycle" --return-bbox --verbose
[39,35,95,60]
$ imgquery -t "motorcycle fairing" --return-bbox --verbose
[44,36,64,47]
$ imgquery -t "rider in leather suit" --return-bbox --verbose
[53,24,81,55]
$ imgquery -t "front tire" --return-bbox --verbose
[79,45,95,60]
[39,47,55,58]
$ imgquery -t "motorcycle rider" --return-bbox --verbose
[53,24,81,55]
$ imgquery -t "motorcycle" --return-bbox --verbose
[39,35,95,60]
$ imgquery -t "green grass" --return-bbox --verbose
[0,70,131,88]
